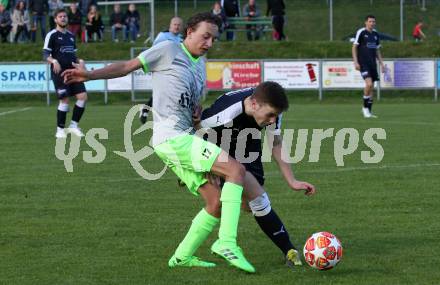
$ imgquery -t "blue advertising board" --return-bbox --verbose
[0,64,48,92]
[381,60,435,88]
[48,63,105,92]
[1,63,105,93]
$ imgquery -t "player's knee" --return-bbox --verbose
[76,93,88,102]
[237,162,246,177]
[248,192,271,217]
[205,198,221,218]
[230,161,246,183]
[365,81,373,89]
[221,157,246,184]
[60,97,69,104]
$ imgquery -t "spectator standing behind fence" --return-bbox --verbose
[125,3,140,43]
[110,4,126,42]
[0,3,12,42]
[152,16,182,45]
[12,0,30,43]
[67,2,82,41]
[221,0,239,41]
[85,5,103,42]
[211,2,227,38]
[266,0,285,41]
[243,0,261,41]
[48,0,64,30]
[412,21,426,42]
[29,0,48,42]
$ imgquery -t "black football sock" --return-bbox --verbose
[254,208,295,255]
[57,102,69,128]
[57,110,67,128]
[72,100,85,123]
[363,95,369,108]
[143,97,153,114]
[367,97,373,112]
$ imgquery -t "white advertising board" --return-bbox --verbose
[263,61,320,89]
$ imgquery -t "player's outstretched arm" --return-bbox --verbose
[271,135,316,196]
[62,58,143,84]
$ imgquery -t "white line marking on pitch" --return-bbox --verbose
[106,162,440,183]
[0,107,32,117]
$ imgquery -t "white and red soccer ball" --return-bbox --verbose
[303,231,343,270]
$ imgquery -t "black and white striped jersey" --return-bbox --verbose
[353,27,381,66]
[43,29,78,70]
[201,87,282,135]
[200,88,282,185]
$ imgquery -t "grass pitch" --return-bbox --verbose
[0,100,439,284]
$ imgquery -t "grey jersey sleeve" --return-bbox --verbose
[137,41,178,73]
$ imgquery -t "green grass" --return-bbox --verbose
[1,89,437,107]
[4,39,440,62]
[1,100,439,284]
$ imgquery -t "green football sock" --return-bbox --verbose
[218,182,243,247]
[174,208,219,260]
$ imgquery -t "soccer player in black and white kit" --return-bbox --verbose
[43,8,87,138]
[352,15,384,118]
[197,82,316,268]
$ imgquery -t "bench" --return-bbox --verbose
[224,17,273,39]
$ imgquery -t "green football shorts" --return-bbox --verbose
[154,134,222,196]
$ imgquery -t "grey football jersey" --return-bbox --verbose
[137,41,206,146]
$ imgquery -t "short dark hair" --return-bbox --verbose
[183,12,221,39]
[252,81,289,112]
[54,8,67,17]
[365,14,376,21]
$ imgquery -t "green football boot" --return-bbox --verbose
[210,239,256,273]
[286,248,303,268]
[168,255,216,268]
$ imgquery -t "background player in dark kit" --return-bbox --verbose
[43,8,87,138]
[352,15,384,118]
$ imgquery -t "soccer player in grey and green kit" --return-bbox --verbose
[62,13,255,273]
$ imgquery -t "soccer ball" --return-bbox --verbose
[303,232,343,270]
